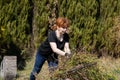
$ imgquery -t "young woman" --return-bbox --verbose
[30,17,71,80]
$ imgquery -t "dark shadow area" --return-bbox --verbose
[0,42,26,70]
[7,42,26,70]
[96,0,100,20]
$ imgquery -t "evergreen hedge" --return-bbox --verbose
[0,0,120,60]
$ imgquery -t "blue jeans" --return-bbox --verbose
[30,52,58,80]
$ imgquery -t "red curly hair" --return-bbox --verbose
[51,17,70,30]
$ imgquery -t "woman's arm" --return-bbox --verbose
[49,42,66,56]
[64,42,71,54]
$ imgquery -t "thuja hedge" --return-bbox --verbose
[0,0,120,58]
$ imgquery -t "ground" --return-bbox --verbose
[16,55,120,80]
[16,56,50,80]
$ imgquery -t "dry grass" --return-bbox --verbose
[97,56,120,80]
[16,54,120,80]
[16,55,50,80]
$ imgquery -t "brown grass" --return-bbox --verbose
[16,54,120,80]
[16,55,50,80]
[97,56,120,80]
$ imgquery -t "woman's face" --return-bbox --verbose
[57,26,67,35]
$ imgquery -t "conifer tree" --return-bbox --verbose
[0,0,31,56]
[0,0,120,58]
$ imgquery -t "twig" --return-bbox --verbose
[66,62,97,73]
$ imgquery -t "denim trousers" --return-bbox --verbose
[30,51,58,80]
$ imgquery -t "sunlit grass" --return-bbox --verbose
[16,54,120,80]
[16,54,50,80]
[16,56,35,80]
[97,56,120,80]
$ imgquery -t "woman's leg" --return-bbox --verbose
[47,58,58,79]
[30,52,46,80]
[47,53,58,73]
[48,60,58,68]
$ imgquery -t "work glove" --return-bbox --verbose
[65,52,71,59]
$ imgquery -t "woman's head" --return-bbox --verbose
[51,17,70,32]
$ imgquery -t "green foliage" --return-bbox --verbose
[0,0,120,70]
[53,53,111,80]
[32,0,50,48]
[104,16,120,57]
[0,0,31,62]
[58,0,98,50]
[57,0,120,57]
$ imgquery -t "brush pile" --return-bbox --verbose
[52,53,110,80]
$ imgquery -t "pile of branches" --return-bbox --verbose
[51,53,108,80]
